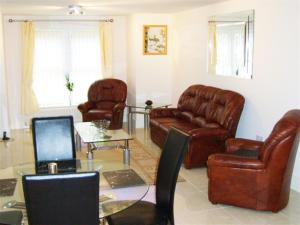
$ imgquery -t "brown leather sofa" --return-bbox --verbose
[207,110,300,212]
[149,84,245,168]
[78,79,127,129]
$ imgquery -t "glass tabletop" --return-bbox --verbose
[0,160,149,219]
[75,122,133,143]
[126,103,171,109]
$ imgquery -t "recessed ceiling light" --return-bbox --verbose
[68,5,84,15]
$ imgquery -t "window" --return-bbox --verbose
[33,22,101,107]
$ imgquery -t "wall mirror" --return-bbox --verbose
[208,10,254,79]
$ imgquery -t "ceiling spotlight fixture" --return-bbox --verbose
[68,5,84,15]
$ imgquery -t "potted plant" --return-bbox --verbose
[65,74,74,106]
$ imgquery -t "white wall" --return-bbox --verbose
[0,12,10,137]
[3,15,127,128]
[173,0,300,191]
[127,14,173,127]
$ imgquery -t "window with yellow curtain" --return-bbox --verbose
[32,22,102,107]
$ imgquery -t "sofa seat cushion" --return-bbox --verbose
[160,121,199,134]
[192,116,221,129]
[150,117,184,127]
[174,111,195,122]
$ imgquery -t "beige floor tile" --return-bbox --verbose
[175,208,241,225]
[174,182,228,214]
[222,206,298,225]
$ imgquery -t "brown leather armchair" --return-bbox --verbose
[207,110,300,212]
[78,79,127,129]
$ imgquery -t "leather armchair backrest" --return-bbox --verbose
[258,110,300,203]
[88,78,127,104]
[260,110,300,164]
[177,85,244,135]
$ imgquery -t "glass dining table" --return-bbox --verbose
[0,159,149,223]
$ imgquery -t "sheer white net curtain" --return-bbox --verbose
[33,22,102,107]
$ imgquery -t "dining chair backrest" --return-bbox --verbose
[22,172,99,225]
[32,116,76,163]
[155,127,190,225]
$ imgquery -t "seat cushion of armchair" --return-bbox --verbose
[208,153,264,169]
[82,109,112,122]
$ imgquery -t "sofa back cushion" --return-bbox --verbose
[178,85,218,117]
[177,85,244,135]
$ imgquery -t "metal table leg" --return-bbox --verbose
[123,139,130,165]
[87,143,94,160]
[75,131,82,151]
[127,106,132,135]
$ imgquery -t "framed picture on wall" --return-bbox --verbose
[143,25,167,55]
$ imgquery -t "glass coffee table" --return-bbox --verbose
[75,122,133,165]
[126,102,171,134]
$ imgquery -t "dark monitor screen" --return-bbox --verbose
[32,116,75,162]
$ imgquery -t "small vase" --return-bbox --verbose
[68,92,72,106]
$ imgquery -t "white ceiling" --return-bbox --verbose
[0,0,228,15]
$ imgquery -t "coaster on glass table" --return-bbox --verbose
[103,169,145,189]
[0,178,17,196]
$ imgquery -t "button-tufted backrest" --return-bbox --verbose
[87,79,127,109]
[178,85,218,116]
[177,85,245,136]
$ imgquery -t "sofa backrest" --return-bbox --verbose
[177,85,245,136]
[87,79,127,109]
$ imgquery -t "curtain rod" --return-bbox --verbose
[208,20,253,23]
[8,18,113,23]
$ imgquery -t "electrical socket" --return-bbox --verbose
[256,135,263,141]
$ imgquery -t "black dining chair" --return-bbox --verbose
[31,116,76,173]
[106,127,190,225]
[22,172,99,225]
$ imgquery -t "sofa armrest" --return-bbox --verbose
[149,108,179,118]
[113,103,126,113]
[188,128,229,141]
[78,101,94,113]
[207,154,265,170]
[226,138,263,153]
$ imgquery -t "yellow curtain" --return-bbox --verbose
[21,22,39,115]
[99,22,113,78]
[208,21,217,74]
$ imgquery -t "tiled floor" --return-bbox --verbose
[0,128,299,225]
[134,129,300,225]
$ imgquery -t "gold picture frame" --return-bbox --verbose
[143,25,168,55]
